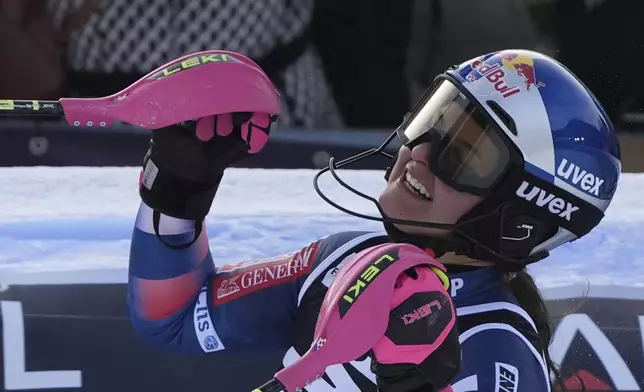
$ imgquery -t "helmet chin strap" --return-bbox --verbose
[383,196,554,271]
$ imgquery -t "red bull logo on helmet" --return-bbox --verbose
[465,52,546,98]
[501,53,546,91]
[467,60,521,99]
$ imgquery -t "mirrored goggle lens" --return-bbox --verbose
[397,80,511,191]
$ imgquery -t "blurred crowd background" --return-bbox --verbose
[0,0,642,172]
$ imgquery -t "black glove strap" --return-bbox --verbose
[151,210,203,250]
[139,158,221,250]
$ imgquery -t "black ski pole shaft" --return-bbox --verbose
[0,100,64,117]
[252,378,287,392]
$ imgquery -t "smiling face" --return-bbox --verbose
[378,142,484,237]
[377,78,514,238]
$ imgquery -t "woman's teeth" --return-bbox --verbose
[404,172,432,200]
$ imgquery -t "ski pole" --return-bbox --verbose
[0,50,280,130]
[252,243,450,392]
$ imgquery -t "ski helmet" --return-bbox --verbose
[314,49,621,269]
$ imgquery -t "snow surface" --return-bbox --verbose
[0,167,643,297]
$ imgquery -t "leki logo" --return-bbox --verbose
[401,300,442,325]
[341,252,398,305]
[515,181,579,221]
[147,53,238,80]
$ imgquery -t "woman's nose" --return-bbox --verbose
[410,141,431,165]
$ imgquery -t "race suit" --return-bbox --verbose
[128,203,551,392]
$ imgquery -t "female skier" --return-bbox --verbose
[127,49,621,392]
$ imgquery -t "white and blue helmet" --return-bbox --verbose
[315,49,622,268]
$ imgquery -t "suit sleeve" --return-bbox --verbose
[126,202,322,354]
[452,326,551,392]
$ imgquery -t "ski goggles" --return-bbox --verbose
[396,77,521,197]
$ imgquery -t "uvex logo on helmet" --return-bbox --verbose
[556,158,604,197]
[516,181,579,221]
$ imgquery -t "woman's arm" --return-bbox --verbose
[128,202,322,354]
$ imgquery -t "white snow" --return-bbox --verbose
[0,167,643,297]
